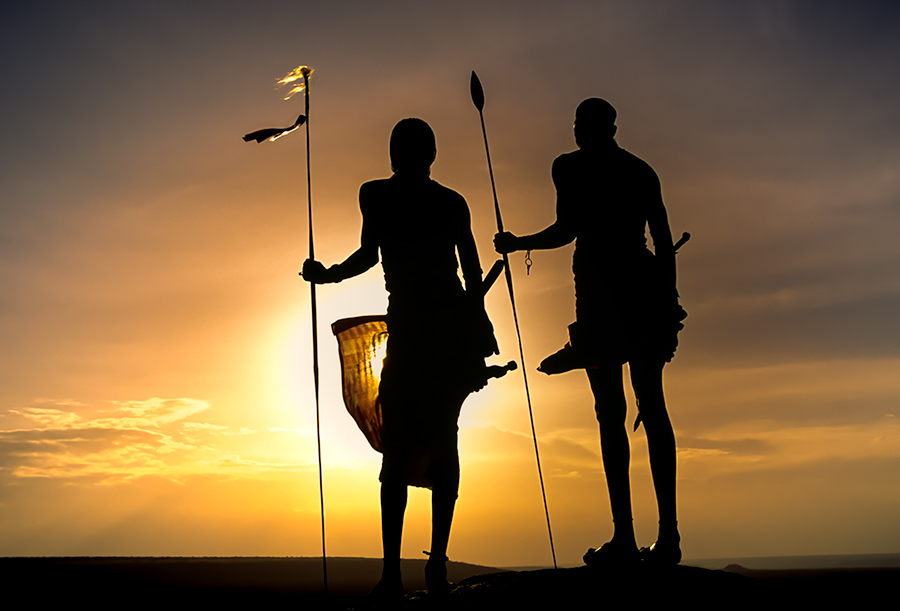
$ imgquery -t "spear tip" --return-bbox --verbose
[470,71,485,112]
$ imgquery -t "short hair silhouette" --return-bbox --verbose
[576,98,617,123]
[574,98,617,148]
[390,118,437,174]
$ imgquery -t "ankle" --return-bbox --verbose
[657,520,680,544]
[611,521,637,547]
[381,560,401,578]
[424,550,448,563]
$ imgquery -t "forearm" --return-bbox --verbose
[304,247,377,284]
[657,249,676,292]
[501,221,575,253]
[328,247,378,282]
[458,236,484,295]
[648,200,676,291]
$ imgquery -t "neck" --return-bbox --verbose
[578,137,617,152]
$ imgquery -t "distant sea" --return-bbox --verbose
[507,553,900,571]
[672,553,900,571]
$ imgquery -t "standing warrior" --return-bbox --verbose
[303,118,497,595]
[494,98,685,565]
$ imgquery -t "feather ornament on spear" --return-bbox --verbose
[241,66,314,143]
[242,114,306,143]
[242,64,328,594]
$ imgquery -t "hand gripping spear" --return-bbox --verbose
[470,72,557,569]
[243,65,328,594]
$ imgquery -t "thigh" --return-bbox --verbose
[628,357,668,418]
[587,364,627,426]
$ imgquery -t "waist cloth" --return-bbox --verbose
[574,247,684,365]
[377,285,485,488]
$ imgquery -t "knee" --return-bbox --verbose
[595,401,627,429]
[431,484,459,501]
[641,410,675,445]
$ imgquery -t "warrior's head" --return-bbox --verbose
[574,98,617,149]
[390,118,437,176]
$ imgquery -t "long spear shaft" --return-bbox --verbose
[241,65,326,590]
[304,70,329,594]
[470,72,557,569]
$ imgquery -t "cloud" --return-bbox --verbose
[670,415,900,489]
[1,398,226,482]
[7,407,82,429]
[107,397,210,425]
[183,422,229,431]
[0,396,336,487]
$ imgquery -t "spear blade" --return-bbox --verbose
[470,71,485,112]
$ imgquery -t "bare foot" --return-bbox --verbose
[639,536,682,566]
[369,573,405,600]
[424,556,452,596]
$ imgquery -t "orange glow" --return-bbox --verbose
[4,3,900,567]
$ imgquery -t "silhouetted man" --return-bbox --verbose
[303,118,496,595]
[495,99,684,565]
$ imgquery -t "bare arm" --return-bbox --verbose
[494,220,575,254]
[301,185,379,284]
[494,156,576,254]
[455,198,485,293]
[645,171,676,291]
[456,194,500,357]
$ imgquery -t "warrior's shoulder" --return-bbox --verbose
[359,177,392,198]
[429,179,467,206]
[360,176,462,197]
[552,150,580,169]
[555,146,654,167]
[615,147,658,176]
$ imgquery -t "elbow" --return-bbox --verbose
[551,226,576,248]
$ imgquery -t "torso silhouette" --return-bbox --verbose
[361,172,484,487]
[552,141,676,364]
[361,174,480,306]
[553,141,671,273]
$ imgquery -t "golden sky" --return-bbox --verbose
[2,1,900,566]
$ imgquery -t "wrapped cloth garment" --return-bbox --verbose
[332,298,498,489]
[330,174,501,489]
[573,247,686,366]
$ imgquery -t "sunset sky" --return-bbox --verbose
[2,1,900,568]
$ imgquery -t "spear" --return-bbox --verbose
[470,71,557,569]
[243,64,328,593]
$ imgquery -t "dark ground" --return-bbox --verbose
[5,556,897,609]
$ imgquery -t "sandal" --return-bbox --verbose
[369,576,405,601]
[424,552,453,596]
[583,540,640,567]
[639,540,682,566]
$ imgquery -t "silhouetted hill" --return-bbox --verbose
[4,556,896,609]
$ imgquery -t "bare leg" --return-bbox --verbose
[630,358,681,561]
[429,482,458,561]
[585,366,638,559]
[425,481,458,594]
[373,481,407,596]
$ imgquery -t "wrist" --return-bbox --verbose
[324,264,341,283]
